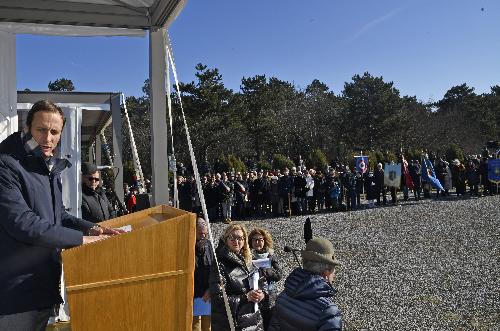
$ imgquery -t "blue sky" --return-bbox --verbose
[16,0,500,102]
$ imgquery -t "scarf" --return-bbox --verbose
[22,131,56,171]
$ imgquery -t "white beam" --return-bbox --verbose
[149,28,169,206]
[95,134,102,166]
[111,94,124,203]
[0,31,17,142]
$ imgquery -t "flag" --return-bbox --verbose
[401,156,414,189]
[384,163,401,187]
[488,159,500,183]
[421,157,444,190]
[355,156,369,174]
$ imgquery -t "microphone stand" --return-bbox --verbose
[291,251,302,268]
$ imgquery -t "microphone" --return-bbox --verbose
[283,246,301,253]
[284,245,302,268]
[304,217,312,244]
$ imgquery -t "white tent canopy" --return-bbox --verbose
[0,0,184,31]
[0,0,185,206]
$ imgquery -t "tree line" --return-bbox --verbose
[56,64,500,179]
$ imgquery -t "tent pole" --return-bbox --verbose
[149,28,169,206]
[0,31,18,142]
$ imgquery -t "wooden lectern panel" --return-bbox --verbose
[62,205,196,331]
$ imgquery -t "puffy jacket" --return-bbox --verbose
[269,268,342,331]
[0,132,95,314]
[209,241,264,331]
[81,185,113,223]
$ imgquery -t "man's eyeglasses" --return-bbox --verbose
[228,235,245,242]
[87,177,100,182]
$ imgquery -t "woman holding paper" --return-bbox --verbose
[249,228,283,330]
[209,224,265,331]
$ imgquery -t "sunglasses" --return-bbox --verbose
[87,177,100,182]
[228,235,245,242]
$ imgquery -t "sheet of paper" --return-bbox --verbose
[115,225,132,232]
[193,297,211,316]
[252,258,271,269]
[251,271,260,312]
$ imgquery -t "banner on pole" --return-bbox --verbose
[384,163,401,187]
[488,159,500,183]
[355,156,369,174]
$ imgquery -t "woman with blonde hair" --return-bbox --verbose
[209,224,265,331]
[248,228,283,330]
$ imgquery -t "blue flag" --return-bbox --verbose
[488,159,500,183]
[421,158,444,190]
[355,156,368,174]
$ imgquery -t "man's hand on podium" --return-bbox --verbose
[82,235,110,245]
[83,225,126,245]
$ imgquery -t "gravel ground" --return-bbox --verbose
[210,194,500,331]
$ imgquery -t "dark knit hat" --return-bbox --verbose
[81,162,98,176]
[301,237,340,267]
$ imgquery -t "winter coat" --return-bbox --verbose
[81,185,114,223]
[0,132,95,315]
[467,166,480,186]
[409,164,422,189]
[269,268,342,331]
[364,174,378,200]
[444,167,453,190]
[305,175,315,197]
[217,180,233,203]
[194,239,214,298]
[234,180,249,203]
[277,175,293,197]
[374,169,385,190]
[294,175,307,198]
[210,241,264,331]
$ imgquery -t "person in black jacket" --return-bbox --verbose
[409,160,422,201]
[374,163,387,205]
[209,224,265,331]
[269,237,342,331]
[249,228,283,330]
[193,218,214,331]
[81,162,114,223]
[0,100,121,331]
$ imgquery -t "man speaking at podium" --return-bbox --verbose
[0,100,121,331]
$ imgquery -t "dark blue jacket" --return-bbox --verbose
[269,268,342,331]
[0,132,95,315]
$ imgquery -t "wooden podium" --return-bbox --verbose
[61,205,196,331]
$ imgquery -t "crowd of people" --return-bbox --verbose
[176,153,498,223]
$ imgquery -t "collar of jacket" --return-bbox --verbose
[216,241,249,272]
[82,184,104,196]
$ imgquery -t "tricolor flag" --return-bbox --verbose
[355,156,369,174]
[421,157,444,190]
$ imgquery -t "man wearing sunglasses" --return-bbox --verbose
[81,162,114,223]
